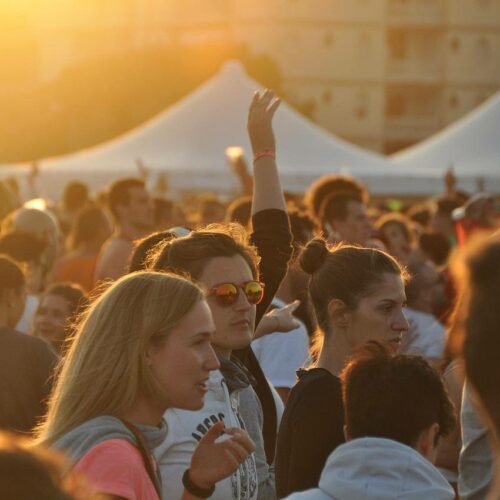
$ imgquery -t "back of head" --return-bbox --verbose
[68,205,109,251]
[226,196,252,227]
[419,231,451,267]
[304,174,368,224]
[3,208,59,241]
[463,235,500,430]
[149,223,260,281]
[0,231,46,265]
[129,230,177,272]
[0,181,19,225]
[107,177,144,220]
[375,212,413,246]
[300,238,405,333]
[341,341,455,447]
[37,271,203,444]
[0,432,78,500]
[62,181,89,212]
[0,255,25,298]
[42,283,88,321]
[199,197,226,226]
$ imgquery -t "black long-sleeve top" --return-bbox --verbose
[234,208,293,465]
[275,368,345,498]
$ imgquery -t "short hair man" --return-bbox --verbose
[402,259,446,364]
[319,190,372,246]
[0,256,57,433]
[94,177,154,282]
[286,341,456,499]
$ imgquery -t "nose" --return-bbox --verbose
[233,288,252,311]
[204,344,220,372]
[393,308,410,333]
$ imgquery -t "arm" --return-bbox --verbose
[248,90,286,215]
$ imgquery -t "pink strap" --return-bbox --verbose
[253,149,276,163]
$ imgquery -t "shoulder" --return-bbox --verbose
[76,439,154,498]
[286,370,341,412]
[0,327,53,354]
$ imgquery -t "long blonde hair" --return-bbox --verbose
[36,271,203,445]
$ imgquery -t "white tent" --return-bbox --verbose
[2,61,435,199]
[391,92,500,193]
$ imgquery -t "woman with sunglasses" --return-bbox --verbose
[150,90,292,500]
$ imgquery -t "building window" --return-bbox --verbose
[449,94,459,108]
[476,36,492,64]
[387,31,407,59]
[322,90,332,104]
[386,94,406,117]
[324,32,334,48]
[450,36,461,52]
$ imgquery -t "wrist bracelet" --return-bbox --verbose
[253,149,276,163]
[182,469,215,498]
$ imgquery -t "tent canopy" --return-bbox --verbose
[1,61,465,198]
[391,92,500,183]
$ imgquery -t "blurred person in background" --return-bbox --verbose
[401,259,447,365]
[1,207,60,290]
[375,212,416,265]
[0,431,93,500]
[54,206,112,292]
[94,177,154,282]
[226,195,253,228]
[0,230,47,334]
[54,181,90,236]
[0,181,19,225]
[432,195,463,247]
[153,197,188,231]
[0,256,57,434]
[33,283,88,356]
[198,196,227,226]
[453,193,499,247]
[458,235,500,500]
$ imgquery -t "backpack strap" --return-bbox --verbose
[118,418,162,498]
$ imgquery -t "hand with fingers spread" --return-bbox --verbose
[187,421,256,491]
[247,89,281,155]
[254,300,301,339]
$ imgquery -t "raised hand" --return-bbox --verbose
[247,89,281,155]
[266,300,301,333]
[188,421,256,490]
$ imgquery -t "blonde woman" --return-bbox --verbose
[36,271,255,500]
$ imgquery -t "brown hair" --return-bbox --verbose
[300,238,407,358]
[341,340,456,447]
[463,235,500,430]
[375,212,413,247]
[148,223,260,280]
[304,174,368,225]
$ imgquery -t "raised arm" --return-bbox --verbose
[247,90,286,215]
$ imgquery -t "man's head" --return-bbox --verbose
[107,178,153,231]
[406,259,444,315]
[463,236,500,438]
[1,208,60,290]
[62,181,89,213]
[341,341,456,462]
[0,256,27,328]
[320,191,372,246]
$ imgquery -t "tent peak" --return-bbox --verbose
[220,59,246,76]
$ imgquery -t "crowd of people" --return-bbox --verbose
[0,88,499,500]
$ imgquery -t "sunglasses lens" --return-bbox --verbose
[214,283,238,306]
[244,281,264,304]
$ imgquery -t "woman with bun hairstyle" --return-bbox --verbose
[275,238,410,498]
[36,272,255,500]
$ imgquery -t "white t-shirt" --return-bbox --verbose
[401,307,445,363]
[16,294,39,334]
[252,299,310,389]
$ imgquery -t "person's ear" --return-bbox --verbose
[343,425,351,442]
[416,422,440,462]
[327,298,351,329]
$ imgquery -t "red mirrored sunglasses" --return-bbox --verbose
[208,281,265,307]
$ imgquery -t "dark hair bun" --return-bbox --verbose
[300,238,329,275]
